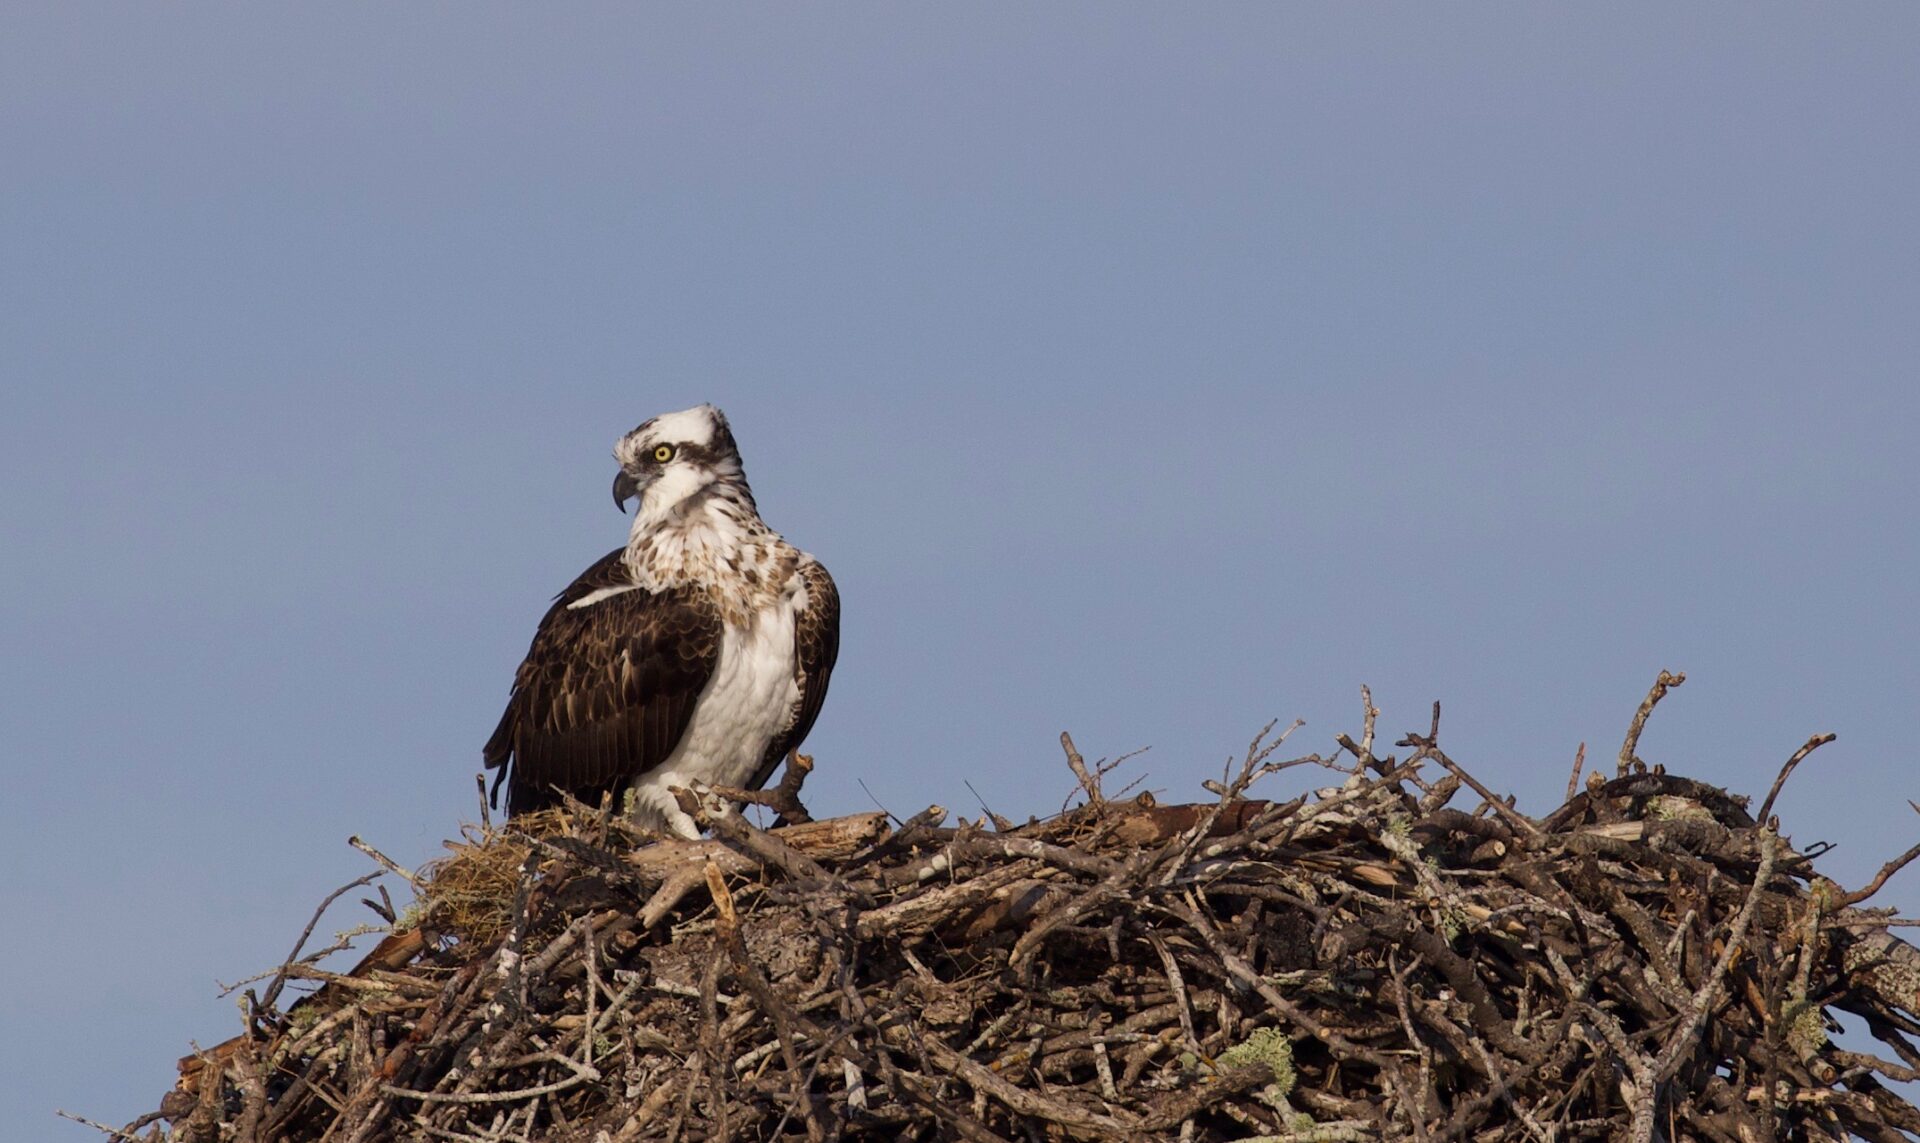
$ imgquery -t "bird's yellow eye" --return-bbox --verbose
[653,444,675,463]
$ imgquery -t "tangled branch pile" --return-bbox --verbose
[116,686,1920,1141]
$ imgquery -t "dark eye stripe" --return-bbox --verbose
[635,438,732,467]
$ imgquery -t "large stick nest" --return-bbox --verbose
[109,685,1920,1141]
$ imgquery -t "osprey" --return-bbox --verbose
[483,405,840,837]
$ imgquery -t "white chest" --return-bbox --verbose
[628,577,807,836]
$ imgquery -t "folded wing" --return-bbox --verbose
[483,549,723,815]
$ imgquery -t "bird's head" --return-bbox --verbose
[611,404,749,518]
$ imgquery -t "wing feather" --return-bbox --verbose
[483,549,722,816]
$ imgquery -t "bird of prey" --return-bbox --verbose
[483,405,839,837]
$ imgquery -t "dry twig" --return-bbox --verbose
[1617,669,1685,777]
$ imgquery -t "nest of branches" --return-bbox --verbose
[108,679,1920,1142]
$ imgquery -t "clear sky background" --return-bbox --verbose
[4,4,1918,1133]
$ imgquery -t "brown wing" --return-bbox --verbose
[750,557,841,790]
[483,549,722,816]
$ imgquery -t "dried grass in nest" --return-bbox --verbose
[89,680,1920,1142]
[417,809,588,954]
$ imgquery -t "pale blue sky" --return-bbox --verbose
[4,4,1919,1133]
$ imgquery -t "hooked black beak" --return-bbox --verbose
[613,470,640,513]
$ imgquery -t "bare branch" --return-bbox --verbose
[1060,730,1104,806]
[1756,731,1838,825]
[1617,669,1685,777]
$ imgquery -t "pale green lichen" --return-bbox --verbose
[286,1004,322,1037]
[1647,795,1714,823]
[1217,1026,1296,1098]
[1785,1001,1828,1054]
[1810,879,1839,911]
[393,898,426,932]
[267,1003,326,1066]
